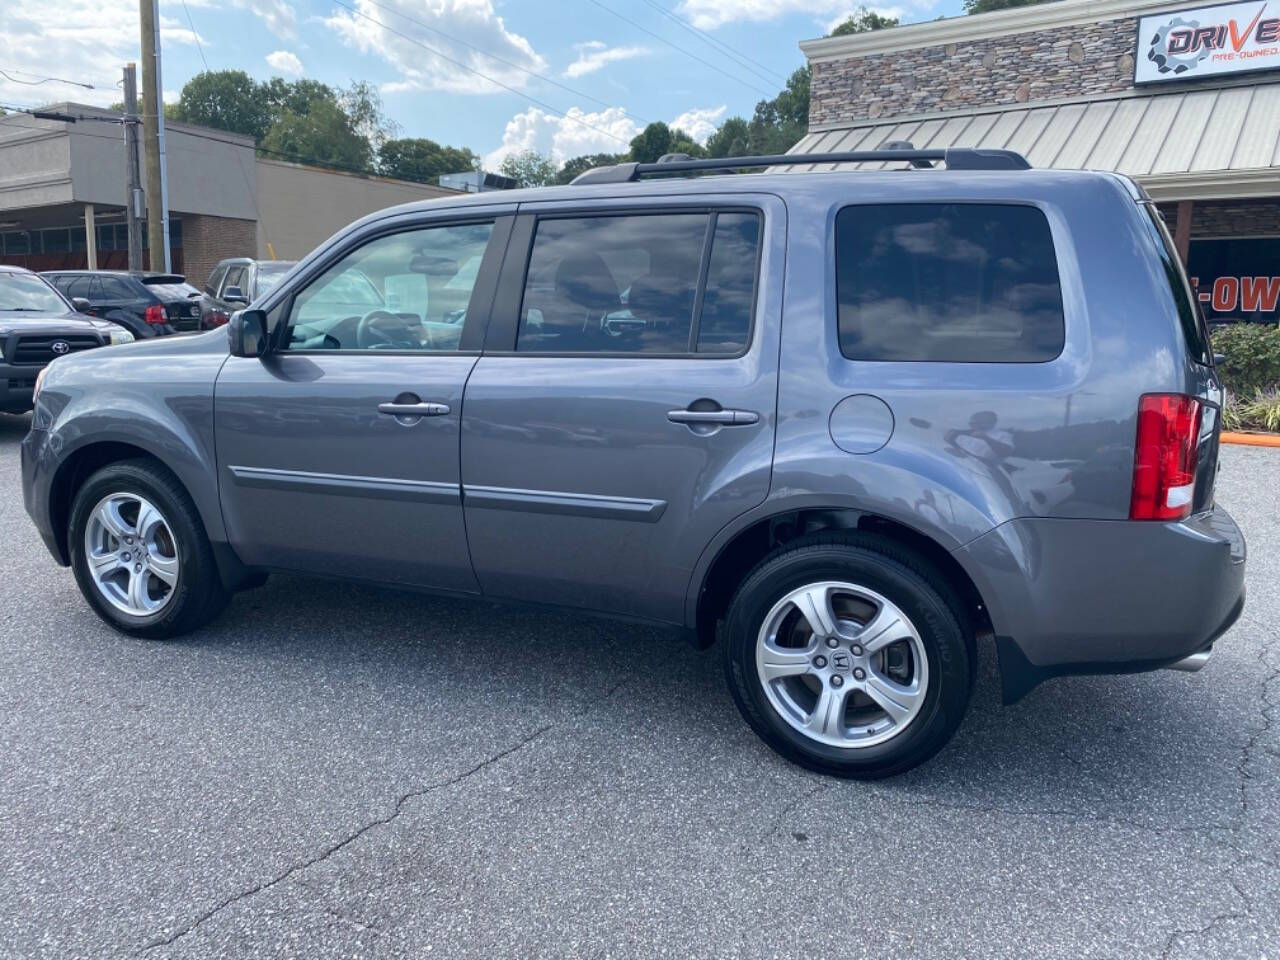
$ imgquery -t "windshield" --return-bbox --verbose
[255,262,294,296]
[149,282,201,301]
[0,272,68,313]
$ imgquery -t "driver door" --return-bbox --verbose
[214,212,512,592]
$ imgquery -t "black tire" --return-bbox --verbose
[723,533,971,779]
[68,459,229,639]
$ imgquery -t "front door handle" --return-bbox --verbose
[378,401,451,418]
[668,408,759,426]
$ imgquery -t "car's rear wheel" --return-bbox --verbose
[69,460,229,639]
[724,534,971,779]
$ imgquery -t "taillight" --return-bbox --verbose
[1130,394,1202,521]
[206,311,229,328]
[144,304,166,325]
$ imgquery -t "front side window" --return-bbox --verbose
[283,221,494,351]
[516,211,761,355]
[205,264,228,297]
[836,203,1065,363]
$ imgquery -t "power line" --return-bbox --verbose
[180,1,211,73]
[328,0,634,148]
[636,0,787,86]
[0,68,94,90]
[583,0,776,98]
[358,0,651,126]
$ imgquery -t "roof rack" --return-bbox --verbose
[570,141,1031,185]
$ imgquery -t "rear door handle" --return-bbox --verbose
[378,401,451,418]
[667,408,759,426]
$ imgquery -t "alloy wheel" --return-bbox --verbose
[83,493,180,618]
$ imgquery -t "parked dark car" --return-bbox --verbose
[0,265,132,414]
[200,258,297,329]
[42,270,204,338]
[22,147,1246,778]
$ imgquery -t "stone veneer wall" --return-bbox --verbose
[810,17,1144,126]
[1156,200,1280,238]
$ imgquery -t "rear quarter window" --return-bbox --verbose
[835,202,1066,363]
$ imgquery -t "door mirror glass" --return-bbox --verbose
[228,308,268,358]
[223,285,248,305]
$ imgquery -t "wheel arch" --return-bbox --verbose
[689,502,995,652]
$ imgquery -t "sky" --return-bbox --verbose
[0,0,966,171]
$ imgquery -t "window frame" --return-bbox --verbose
[833,199,1068,365]
[485,205,764,360]
[262,213,513,357]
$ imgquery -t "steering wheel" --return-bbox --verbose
[355,310,420,350]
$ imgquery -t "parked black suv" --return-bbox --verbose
[201,258,297,329]
[42,271,203,338]
[0,266,131,414]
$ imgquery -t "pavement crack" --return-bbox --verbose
[140,678,631,955]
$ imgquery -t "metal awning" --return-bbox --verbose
[785,81,1280,200]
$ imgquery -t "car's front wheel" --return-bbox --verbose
[68,460,229,639]
[724,534,971,779]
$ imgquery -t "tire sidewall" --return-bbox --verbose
[725,541,970,777]
[69,464,203,637]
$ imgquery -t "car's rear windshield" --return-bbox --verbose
[256,262,294,295]
[148,282,201,301]
[1140,204,1212,365]
[835,202,1066,363]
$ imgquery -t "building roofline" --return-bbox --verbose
[254,156,463,194]
[800,0,1193,61]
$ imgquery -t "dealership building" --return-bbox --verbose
[791,0,1280,323]
[0,104,457,291]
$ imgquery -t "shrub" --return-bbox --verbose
[1211,324,1280,397]
[1240,389,1280,433]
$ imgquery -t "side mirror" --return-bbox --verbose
[228,309,269,358]
[71,297,93,314]
[223,285,249,305]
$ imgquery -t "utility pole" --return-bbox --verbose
[138,0,171,271]
[122,64,144,271]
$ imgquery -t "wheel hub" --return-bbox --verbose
[84,492,180,618]
[755,581,929,750]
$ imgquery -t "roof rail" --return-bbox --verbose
[570,143,1031,185]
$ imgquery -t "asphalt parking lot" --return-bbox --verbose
[0,413,1276,960]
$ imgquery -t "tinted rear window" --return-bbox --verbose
[835,203,1065,363]
[149,282,200,301]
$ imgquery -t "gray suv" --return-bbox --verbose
[21,147,1246,778]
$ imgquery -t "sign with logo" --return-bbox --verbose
[1187,237,1280,323]
[1136,1,1280,84]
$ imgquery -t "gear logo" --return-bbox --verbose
[1148,16,1212,74]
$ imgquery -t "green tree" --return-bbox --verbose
[554,153,627,184]
[705,117,750,158]
[379,138,478,182]
[829,6,899,35]
[628,122,706,163]
[964,0,1051,13]
[261,98,372,171]
[172,70,272,140]
[744,66,810,155]
[261,77,336,118]
[341,80,400,153]
[498,149,559,187]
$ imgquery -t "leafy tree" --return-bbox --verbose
[705,117,751,158]
[829,7,899,34]
[341,80,400,153]
[628,122,706,164]
[261,98,372,171]
[498,149,559,188]
[964,0,1051,12]
[379,138,479,183]
[742,66,810,156]
[172,70,272,140]
[260,77,336,118]
[554,153,627,184]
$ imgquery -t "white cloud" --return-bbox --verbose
[483,103,730,169]
[182,0,298,39]
[563,41,649,79]
[678,0,918,29]
[266,50,304,75]
[671,105,726,144]
[326,0,547,95]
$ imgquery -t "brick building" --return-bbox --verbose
[789,0,1280,323]
[0,104,458,292]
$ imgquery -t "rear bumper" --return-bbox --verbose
[955,505,1246,702]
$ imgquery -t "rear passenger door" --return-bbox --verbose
[461,196,785,623]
